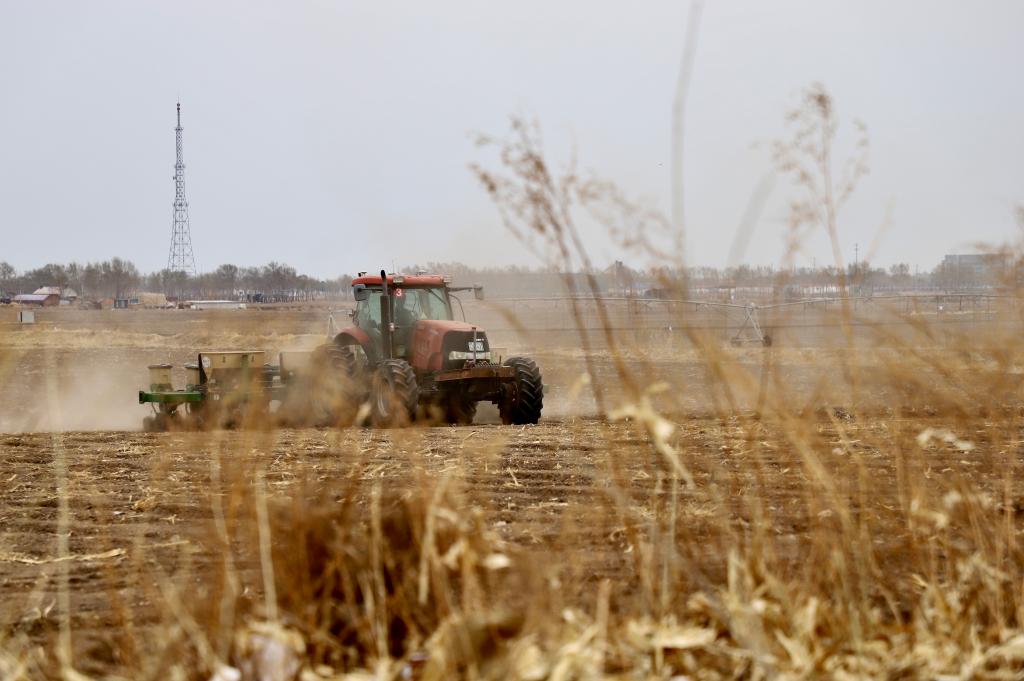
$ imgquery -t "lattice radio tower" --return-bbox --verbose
[167,102,197,275]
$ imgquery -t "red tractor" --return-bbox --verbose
[314,270,543,427]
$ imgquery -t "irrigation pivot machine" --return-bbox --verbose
[138,270,544,430]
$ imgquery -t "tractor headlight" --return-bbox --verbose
[449,350,491,361]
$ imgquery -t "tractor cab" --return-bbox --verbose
[352,274,448,364]
[353,275,454,337]
[349,273,483,365]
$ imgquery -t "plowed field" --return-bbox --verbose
[1,302,1022,675]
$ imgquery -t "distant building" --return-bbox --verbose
[32,286,79,301]
[14,293,59,307]
[939,253,1007,288]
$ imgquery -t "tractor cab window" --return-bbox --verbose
[354,286,451,329]
[396,287,452,323]
[355,290,383,328]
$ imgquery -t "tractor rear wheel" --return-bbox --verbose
[499,356,543,425]
[371,359,419,427]
[307,343,367,426]
[333,344,366,378]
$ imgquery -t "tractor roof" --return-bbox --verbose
[352,273,448,287]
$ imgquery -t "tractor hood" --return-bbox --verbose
[411,320,491,372]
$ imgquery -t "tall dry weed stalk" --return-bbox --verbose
[772,82,870,283]
[771,83,871,406]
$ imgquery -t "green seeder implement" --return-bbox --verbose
[139,350,302,431]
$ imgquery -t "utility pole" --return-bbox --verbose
[167,102,197,277]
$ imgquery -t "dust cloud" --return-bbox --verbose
[0,349,142,432]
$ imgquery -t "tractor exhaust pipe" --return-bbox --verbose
[379,269,394,360]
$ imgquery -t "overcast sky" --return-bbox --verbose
[2,1,1021,277]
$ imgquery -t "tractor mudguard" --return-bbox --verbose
[334,328,376,364]
[335,327,371,346]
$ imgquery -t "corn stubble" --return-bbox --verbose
[5,99,1024,679]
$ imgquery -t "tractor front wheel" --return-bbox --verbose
[499,357,543,425]
[370,359,419,427]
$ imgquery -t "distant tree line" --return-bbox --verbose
[405,260,1015,298]
[0,259,350,302]
[0,259,142,299]
[0,256,1014,304]
[144,263,350,302]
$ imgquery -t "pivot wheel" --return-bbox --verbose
[499,356,543,425]
[370,359,419,427]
